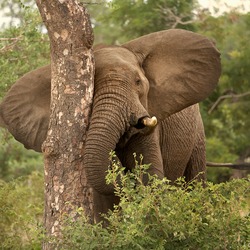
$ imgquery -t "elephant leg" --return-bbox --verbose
[184,119,207,183]
[160,120,195,183]
[117,130,164,180]
[93,190,119,224]
[184,136,206,183]
[159,105,208,183]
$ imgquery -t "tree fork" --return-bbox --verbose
[35,0,94,247]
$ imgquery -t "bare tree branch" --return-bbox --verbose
[0,36,22,52]
[207,161,250,170]
[208,91,250,114]
[156,5,208,29]
[0,37,22,41]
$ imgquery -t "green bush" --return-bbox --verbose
[0,155,249,249]
[0,172,44,250]
[0,10,49,98]
[0,129,43,181]
[57,153,250,250]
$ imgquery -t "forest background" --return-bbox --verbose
[0,0,249,248]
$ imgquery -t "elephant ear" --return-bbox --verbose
[122,29,221,120]
[0,65,51,152]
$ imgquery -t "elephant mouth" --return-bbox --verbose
[134,117,147,129]
[116,115,157,148]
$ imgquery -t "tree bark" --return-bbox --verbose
[35,1,94,249]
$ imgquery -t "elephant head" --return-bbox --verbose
[0,29,221,194]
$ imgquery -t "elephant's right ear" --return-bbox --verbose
[0,65,51,152]
[123,29,221,121]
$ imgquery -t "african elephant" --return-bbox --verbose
[0,29,221,220]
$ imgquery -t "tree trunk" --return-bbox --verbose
[35,1,94,249]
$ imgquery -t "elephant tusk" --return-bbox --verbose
[142,116,158,127]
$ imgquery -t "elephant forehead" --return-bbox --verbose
[94,47,138,69]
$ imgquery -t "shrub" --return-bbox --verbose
[0,172,44,250]
[0,129,43,181]
[57,153,250,250]
[0,154,249,249]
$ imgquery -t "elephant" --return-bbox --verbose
[0,29,221,221]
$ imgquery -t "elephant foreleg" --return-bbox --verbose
[184,116,207,183]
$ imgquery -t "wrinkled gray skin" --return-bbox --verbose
[0,29,221,222]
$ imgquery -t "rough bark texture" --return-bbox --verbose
[35,1,94,248]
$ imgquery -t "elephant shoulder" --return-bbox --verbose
[161,104,201,128]
[159,104,203,147]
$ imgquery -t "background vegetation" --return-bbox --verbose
[0,0,249,249]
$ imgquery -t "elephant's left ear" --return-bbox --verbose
[122,29,221,120]
[0,65,51,152]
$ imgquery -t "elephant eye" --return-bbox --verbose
[135,79,141,86]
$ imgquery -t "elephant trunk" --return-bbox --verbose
[84,95,128,194]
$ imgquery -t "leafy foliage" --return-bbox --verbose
[0,129,43,181]
[56,154,250,249]
[198,12,250,165]
[99,0,198,44]
[0,9,49,96]
[0,172,44,250]
[0,155,249,249]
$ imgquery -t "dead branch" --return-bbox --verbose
[208,91,250,114]
[0,37,21,41]
[0,36,22,52]
[156,5,208,29]
[207,161,250,170]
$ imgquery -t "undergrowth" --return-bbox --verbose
[56,153,250,250]
[0,153,249,249]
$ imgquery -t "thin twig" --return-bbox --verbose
[0,36,22,52]
[156,5,207,29]
[0,37,21,41]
